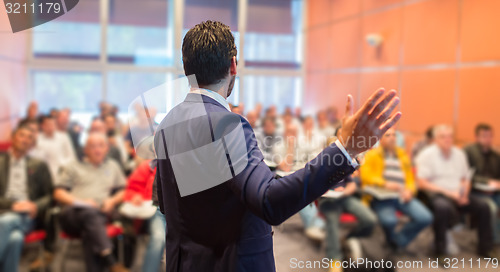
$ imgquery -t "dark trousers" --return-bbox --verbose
[430,194,493,255]
[59,207,113,272]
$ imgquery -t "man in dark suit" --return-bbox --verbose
[464,123,500,244]
[0,124,53,272]
[154,21,401,272]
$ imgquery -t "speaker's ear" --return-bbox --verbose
[4,0,79,33]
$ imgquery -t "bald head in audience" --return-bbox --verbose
[85,132,109,166]
[89,119,107,134]
[246,110,258,128]
[433,125,454,155]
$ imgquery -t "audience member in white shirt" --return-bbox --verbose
[416,124,497,259]
[273,121,326,242]
[317,109,336,141]
[32,115,76,178]
[296,116,326,166]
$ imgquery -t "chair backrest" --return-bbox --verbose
[0,142,11,152]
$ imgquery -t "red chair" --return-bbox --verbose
[24,230,47,272]
[339,213,358,223]
[0,142,11,152]
[59,224,125,271]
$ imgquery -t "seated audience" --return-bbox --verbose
[255,117,280,164]
[416,125,497,259]
[411,125,434,162]
[297,116,326,162]
[245,110,259,129]
[361,128,432,252]
[464,123,500,244]
[230,104,243,115]
[57,108,83,160]
[325,106,341,128]
[274,121,326,241]
[319,174,376,272]
[54,132,128,272]
[124,159,166,272]
[25,101,39,122]
[0,125,53,272]
[316,109,336,140]
[89,118,125,172]
[103,113,128,165]
[31,115,77,178]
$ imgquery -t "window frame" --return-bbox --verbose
[26,0,306,113]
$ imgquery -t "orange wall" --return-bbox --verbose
[304,0,500,148]
[0,11,28,142]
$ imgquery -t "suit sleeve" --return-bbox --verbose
[155,165,165,214]
[227,118,356,226]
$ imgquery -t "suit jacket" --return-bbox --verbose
[155,93,356,272]
[0,152,54,217]
[464,143,500,186]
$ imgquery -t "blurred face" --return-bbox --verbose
[85,134,109,165]
[327,106,338,122]
[231,106,242,116]
[284,125,298,138]
[56,110,70,130]
[283,113,293,125]
[303,117,314,132]
[246,111,257,127]
[435,128,454,152]
[100,103,112,116]
[89,119,106,133]
[41,118,56,136]
[263,119,276,136]
[104,116,116,132]
[267,106,277,118]
[317,111,328,126]
[12,128,35,155]
[477,129,493,150]
[27,102,38,119]
[380,128,397,150]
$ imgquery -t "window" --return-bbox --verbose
[244,0,303,69]
[107,0,174,66]
[106,72,171,113]
[29,0,305,120]
[32,71,102,112]
[32,0,101,59]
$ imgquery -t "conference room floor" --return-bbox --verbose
[19,213,497,272]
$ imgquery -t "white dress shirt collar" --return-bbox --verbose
[189,88,231,112]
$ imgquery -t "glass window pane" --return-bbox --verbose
[32,71,102,112]
[107,0,174,66]
[245,0,303,69]
[243,75,302,113]
[33,0,101,59]
[184,0,238,31]
[107,72,170,113]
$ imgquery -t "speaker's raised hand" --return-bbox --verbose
[339,88,402,158]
